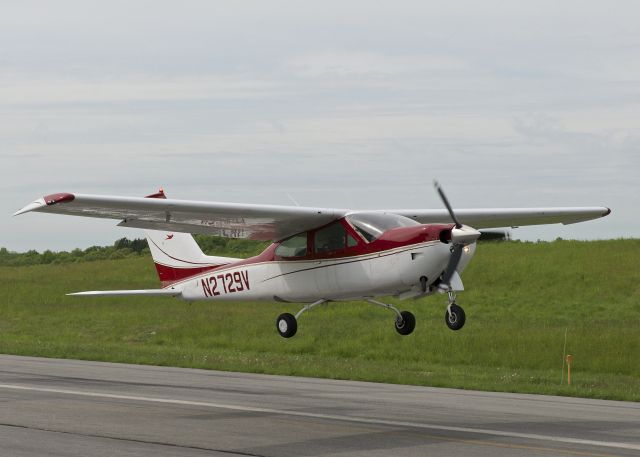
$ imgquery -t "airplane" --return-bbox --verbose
[14,183,610,338]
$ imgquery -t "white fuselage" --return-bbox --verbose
[178,241,472,303]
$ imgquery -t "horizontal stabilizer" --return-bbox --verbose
[67,289,181,297]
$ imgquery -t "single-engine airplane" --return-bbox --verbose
[14,183,610,338]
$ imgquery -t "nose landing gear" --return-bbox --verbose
[444,290,466,331]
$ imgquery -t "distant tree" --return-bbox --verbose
[114,237,147,253]
[41,250,55,264]
[0,236,265,266]
[130,238,148,253]
[114,238,131,250]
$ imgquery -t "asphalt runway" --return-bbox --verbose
[0,355,637,457]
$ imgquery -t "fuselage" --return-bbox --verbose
[167,218,476,303]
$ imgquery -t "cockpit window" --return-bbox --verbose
[275,233,307,257]
[346,212,419,242]
[314,221,347,254]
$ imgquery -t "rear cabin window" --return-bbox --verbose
[314,222,347,254]
[275,233,307,258]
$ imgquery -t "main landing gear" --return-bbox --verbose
[444,290,466,331]
[276,313,297,338]
[276,299,327,338]
[367,299,415,336]
[276,299,416,338]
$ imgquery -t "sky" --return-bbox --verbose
[2,1,639,252]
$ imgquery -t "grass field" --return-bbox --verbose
[1,239,638,401]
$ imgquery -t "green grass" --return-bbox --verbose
[1,239,638,401]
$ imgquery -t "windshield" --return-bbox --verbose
[346,212,419,242]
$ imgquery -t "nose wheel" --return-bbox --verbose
[445,303,466,330]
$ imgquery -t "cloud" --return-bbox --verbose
[0,76,282,106]
[2,1,639,250]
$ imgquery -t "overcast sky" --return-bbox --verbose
[2,1,638,251]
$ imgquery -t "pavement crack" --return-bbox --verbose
[0,422,268,457]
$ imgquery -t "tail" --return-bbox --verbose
[144,189,240,287]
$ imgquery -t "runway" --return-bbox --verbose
[0,355,637,456]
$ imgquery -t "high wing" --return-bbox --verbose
[14,192,610,240]
[390,207,611,229]
[14,192,347,241]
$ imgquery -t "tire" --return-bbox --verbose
[394,311,416,336]
[276,313,297,338]
[445,304,466,330]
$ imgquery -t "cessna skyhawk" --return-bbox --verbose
[14,183,610,338]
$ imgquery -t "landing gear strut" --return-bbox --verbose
[444,290,466,331]
[276,299,326,338]
[366,299,416,336]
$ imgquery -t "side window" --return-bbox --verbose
[314,222,347,254]
[275,233,307,258]
[347,234,358,247]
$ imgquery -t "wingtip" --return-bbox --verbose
[13,198,46,216]
[13,193,76,216]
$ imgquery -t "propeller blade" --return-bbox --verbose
[441,245,463,286]
[434,180,462,229]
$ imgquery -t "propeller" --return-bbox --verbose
[433,181,481,291]
[440,245,464,288]
[434,180,462,229]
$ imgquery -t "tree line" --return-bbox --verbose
[0,236,269,267]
